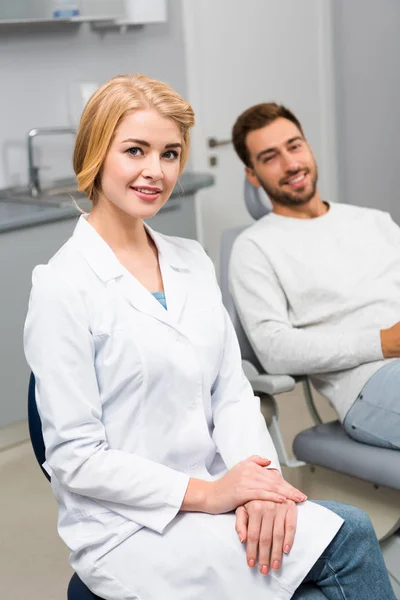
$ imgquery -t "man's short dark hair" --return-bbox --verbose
[232,103,304,168]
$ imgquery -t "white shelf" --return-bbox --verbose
[0,15,113,26]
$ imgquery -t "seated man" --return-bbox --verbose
[229,102,400,450]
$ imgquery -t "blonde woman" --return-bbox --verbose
[24,74,395,600]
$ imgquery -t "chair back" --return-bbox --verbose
[243,178,272,220]
[27,372,50,482]
[220,226,264,374]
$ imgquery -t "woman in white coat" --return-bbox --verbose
[24,74,395,600]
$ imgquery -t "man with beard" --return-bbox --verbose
[229,102,400,450]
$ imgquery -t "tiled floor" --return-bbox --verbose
[1,441,72,600]
[0,383,335,600]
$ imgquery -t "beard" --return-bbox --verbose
[257,164,319,207]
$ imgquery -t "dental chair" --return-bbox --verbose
[28,372,103,600]
[220,180,400,598]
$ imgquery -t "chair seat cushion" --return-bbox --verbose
[68,573,103,600]
[293,421,400,491]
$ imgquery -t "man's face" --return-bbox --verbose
[245,117,318,207]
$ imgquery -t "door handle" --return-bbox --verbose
[207,137,232,148]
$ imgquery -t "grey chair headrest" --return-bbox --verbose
[244,179,273,221]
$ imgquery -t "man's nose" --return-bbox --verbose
[281,150,301,173]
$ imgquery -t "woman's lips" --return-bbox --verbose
[130,186,162,201]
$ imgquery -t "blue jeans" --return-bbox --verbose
[293,501,396,599]
[343,360,400,449]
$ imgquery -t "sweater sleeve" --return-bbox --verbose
[24,266,189,534]
[229,236,383,375]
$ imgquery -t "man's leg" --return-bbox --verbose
[295,501,396,600]
[343,360,400,449]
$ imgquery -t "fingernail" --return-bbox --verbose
[284,545,291,554]
[239,535,244,543]
[272,560,280,570]
[249,559,255,568]
[261,564,269,575]
[296,494,307,502]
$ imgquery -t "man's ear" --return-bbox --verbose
[245,166,260,188]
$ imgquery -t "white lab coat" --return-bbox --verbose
[24,215,342,600]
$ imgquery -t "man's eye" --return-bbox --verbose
[127,147,142,156]
[263,155,274,163]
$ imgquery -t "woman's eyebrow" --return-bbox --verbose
[121,138,150,146]
[120,138,182,149]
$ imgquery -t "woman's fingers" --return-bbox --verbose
[255,502,274,575]
[270,504,286,572]
[235,506,248,543]
[248,455,271,467]
[283,500,297,554]
[277,481,307,503]
[260,471,307,503]
[245,489,286,504]
[245,505,263,569]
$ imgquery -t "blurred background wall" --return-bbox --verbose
[333,0,400,220]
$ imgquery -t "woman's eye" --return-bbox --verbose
[127,147,143,156]
[163,150,179,160]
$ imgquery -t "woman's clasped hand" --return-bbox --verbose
[182,454,306,575]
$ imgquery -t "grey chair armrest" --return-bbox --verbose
[249,373,296,395]
[248,375,304,469]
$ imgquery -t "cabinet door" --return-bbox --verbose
[80,0,124,19]
[0,0,49,20]
[0,0,125,21]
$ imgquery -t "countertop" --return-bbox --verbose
[0,172,214,234]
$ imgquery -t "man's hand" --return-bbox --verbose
[381,321,400,358]
[235,499,298,575]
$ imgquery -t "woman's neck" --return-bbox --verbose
[88,200,150,254]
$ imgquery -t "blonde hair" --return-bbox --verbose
[73,74,195,203]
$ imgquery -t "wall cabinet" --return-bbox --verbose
[0,0,166,25]
[0,0,123,22]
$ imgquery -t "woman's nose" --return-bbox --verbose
[142,154,163,181]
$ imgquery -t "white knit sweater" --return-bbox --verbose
[229,202,400,420]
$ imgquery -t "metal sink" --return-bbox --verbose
[0,179,87,208]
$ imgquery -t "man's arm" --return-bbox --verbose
[229,237,384,375]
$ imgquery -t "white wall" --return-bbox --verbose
[0,0,188,431]
[0,0,187,190]
[333,0,400,221]
[182,0,338,266]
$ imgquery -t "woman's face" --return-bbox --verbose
[98,108,182,220]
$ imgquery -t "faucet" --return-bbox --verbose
[28,127,76,197]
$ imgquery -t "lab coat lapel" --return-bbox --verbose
[72,216,189,328]
[117,269,174,326]
[159,258,188,325]
[147,225,188,326]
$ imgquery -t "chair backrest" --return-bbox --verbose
[27,372,50,482]
[219,226,264,374]
[219,179,274,374]
[243,178,272,220]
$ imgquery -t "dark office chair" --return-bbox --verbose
[27,372,103,600]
